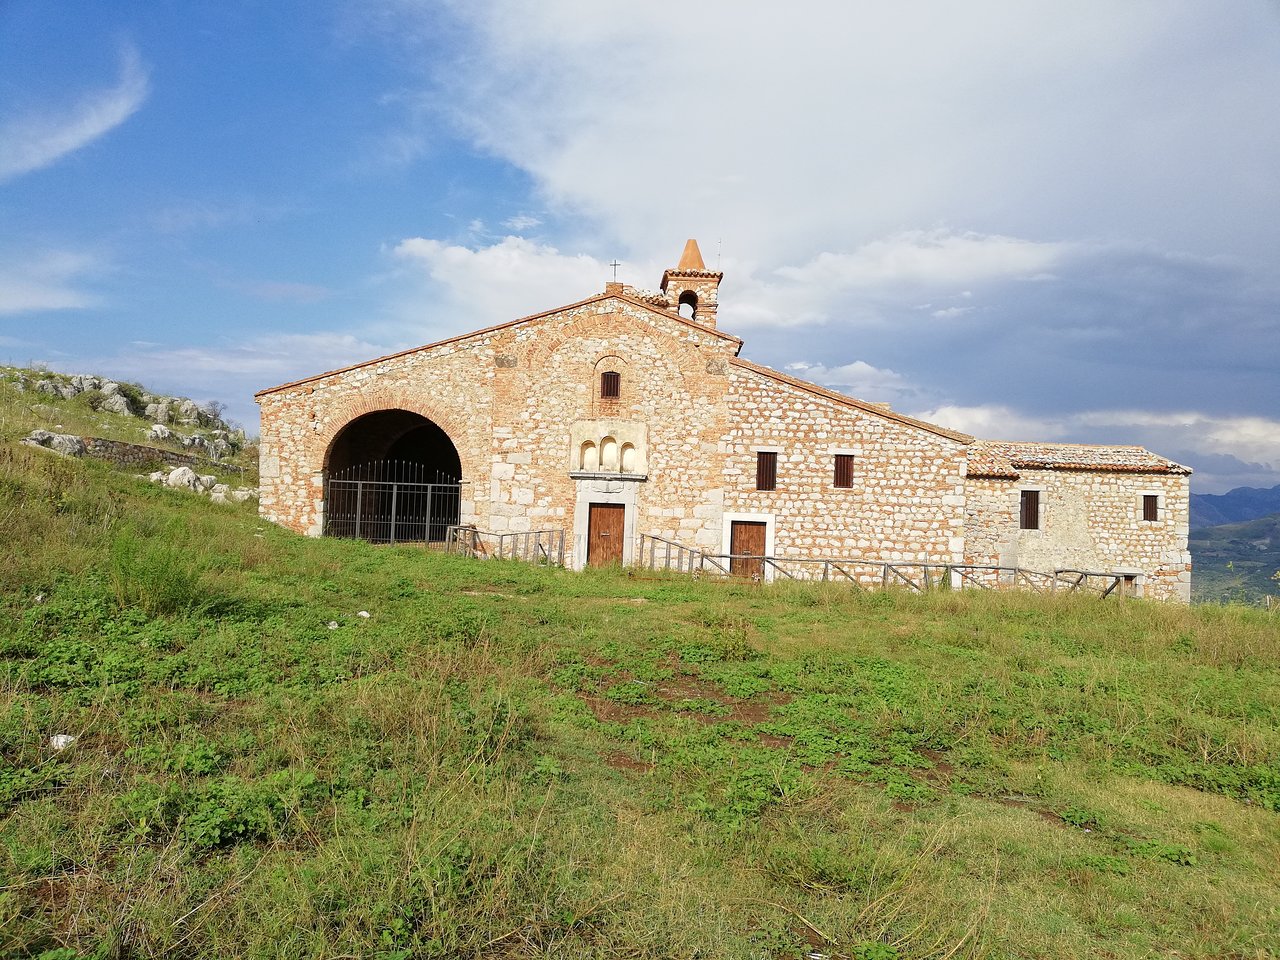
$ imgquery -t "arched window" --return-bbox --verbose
[600,370,620,399]
[678,291,697,319]
[620,442,637,473]
[580,440,599,471]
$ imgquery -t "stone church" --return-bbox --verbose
[256,240,1192,600]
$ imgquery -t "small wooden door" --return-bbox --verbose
[730,521,767,579]
[587,503,626,566]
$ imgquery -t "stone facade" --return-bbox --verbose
[257,240,1192,601]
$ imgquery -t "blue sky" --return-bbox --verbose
[2,1,1278,493]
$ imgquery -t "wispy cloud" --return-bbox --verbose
[502,214,542,231]
[0,44,150,183]
[0,250,105,315]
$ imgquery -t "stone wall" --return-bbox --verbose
[257,293,740,544]
[964,470,1191,601]
[83,437,241,474]
[723,363,968,566]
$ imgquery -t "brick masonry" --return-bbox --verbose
[257,243,1192,602]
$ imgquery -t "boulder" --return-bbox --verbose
[198,474,217,491]
[145,401,171,422]
[148,470,168,484]
[231,488,258,503]
[25,431,86,457]
[49,434,86,457]
[210,438,232,460]
[149,423,172,441]
[100,381,120,396]
[100,394,132,415]
[166,466,201,490]
[35,380,59,397]
[210,484,231,504]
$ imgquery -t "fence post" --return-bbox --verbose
[389,483,398,545]
[354,481,364,540]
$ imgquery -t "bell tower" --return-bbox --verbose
[660,239,723,329]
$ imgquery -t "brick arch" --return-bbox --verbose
[313,388,475,477]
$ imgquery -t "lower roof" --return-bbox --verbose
[968,440,1192,479]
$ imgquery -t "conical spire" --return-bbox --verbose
[677,238,706,271]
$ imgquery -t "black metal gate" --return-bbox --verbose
[323,460,461,544]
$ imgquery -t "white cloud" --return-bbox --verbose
[911,404,1067,441]
[785,359,914,403]
[382,2,1280,269]
[0,250,104,315]
[0,44,149,182]
[775,230,1070,290]
[931,306,974,320]
[390,235,610,328]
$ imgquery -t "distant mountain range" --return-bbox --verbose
[1190,483,1280,529]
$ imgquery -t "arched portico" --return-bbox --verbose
[322,409,462,542]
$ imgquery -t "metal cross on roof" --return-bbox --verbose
[609,259,621,281]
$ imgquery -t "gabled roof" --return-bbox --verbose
[255,289,743,398]
[728,357,973,443]
[968,440,1192,478]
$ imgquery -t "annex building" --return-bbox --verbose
[256,240,1192,601]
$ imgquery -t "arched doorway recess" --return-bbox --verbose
[323,409,462,543]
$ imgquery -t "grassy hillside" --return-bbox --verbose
[1,442,1278,959]
[1190,513,1280,604]
[0,367,257,484]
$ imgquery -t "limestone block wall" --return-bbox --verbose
[257,333,500,536]
[722,365,969,565]
[258,293,739,548]
[964,470,1191,601]
[486,297,737,557]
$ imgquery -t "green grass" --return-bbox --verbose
[0,368,257,485]
[1,440,1278,959]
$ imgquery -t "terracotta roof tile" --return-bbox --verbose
[968,440,1192,478]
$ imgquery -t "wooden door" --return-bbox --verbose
[730,521,767,579]
[587,503,626,567]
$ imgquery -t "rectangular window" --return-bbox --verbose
[1019,489,1040,530]
[833,454,855,488]
[600,371,620,399]
[1143,494,1159,522]
[756,451,777,491]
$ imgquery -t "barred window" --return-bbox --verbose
[599,370,620,399]
[756,451,777,491]
[1020,489,1041,530]
[833,454,855,488]
[1143,495,1159,522]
